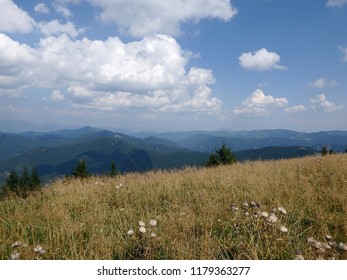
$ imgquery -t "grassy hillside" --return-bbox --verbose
[1,154,346,260]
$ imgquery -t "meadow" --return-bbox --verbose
[1,154,346,260]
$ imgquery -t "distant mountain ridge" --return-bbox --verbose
[0,127,346,184]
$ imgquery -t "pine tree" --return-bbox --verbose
[72,160,90,178]
[321,146,328,156]
[6,170,19,193]
[110,161,118,177]
[30,169,41,190]
[207,143,237,167]
[19,167,30,196]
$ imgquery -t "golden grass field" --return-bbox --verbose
[1,154,346,260]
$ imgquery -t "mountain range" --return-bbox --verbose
[1,126,346,184]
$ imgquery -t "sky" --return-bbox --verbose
[0,0,346,132]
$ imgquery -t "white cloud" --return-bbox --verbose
[38,20,84,38]
[0,0,36,33]
[339,46,347,62]
[239,48,287,71]
[35,3,50,14]
[233,89,288,115]
[88,0,238,37]
[0,33,221,113]
[310,94,343,112]
[49,89,65,102]
[54,3,73,18]
[308,78,339,88]
[326,0,347,7]
[0,33,37,89]
[285,105,306,113]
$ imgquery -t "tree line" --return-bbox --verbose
[0,167,41,198]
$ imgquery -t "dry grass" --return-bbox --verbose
[1,154,347,260]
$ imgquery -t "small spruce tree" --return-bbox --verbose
[110,161,118,177]
[29,169,41,190]
[321,146,328,156]
[72,160,90,178]
[6,170,19,193]
[19,167,30,195]
[207,143,237,167]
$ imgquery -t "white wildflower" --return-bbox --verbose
[295,254,304,260]
[149,219,157,227]
[278,207,287,215]
[324,235,333,241]
[243,202,249,208]
[139,226,147,234]
[127,229,134,236]
[11,241,22,248]
[139,221,146,227]
[10,252,20,260]
[328,241,337,248]
[243,211,250,217]
[279,225,288,233]
[230,204,239,212]
[34,245,45,255]
[250,201,257,208]
[261,211,269,218]
[338,242,347,251]
[150,232,157,238]
[267,213,277,223]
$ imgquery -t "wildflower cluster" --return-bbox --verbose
[229,201,288,233]
[305,235,347,260]
[9,241,45,260]
[127,219,158,238]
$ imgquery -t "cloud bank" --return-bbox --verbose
[0,32,220,113]
[88,0,238,37]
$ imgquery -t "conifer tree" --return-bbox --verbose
[19,167,30,196]
[72,160,90,178]
[207,143,237,167]
[321,146,328,156]
[30,169,41,190]
[110,161,118,177]
[6,170,19,193]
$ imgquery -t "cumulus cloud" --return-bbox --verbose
[0,33,37,89]
[310,94,343,112]
[0,0,36,33]
[233,89,288,115]
[239,48,287,71]
[308,78,339,88]
[339,46,347,62]
[88,0,238,37]
[285,105,306,113]
[326,0,347,7]
[38,20,84,38]
[0,33,221,113]
[35,3,50,14]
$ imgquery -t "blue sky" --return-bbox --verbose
[0,0,346,132]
